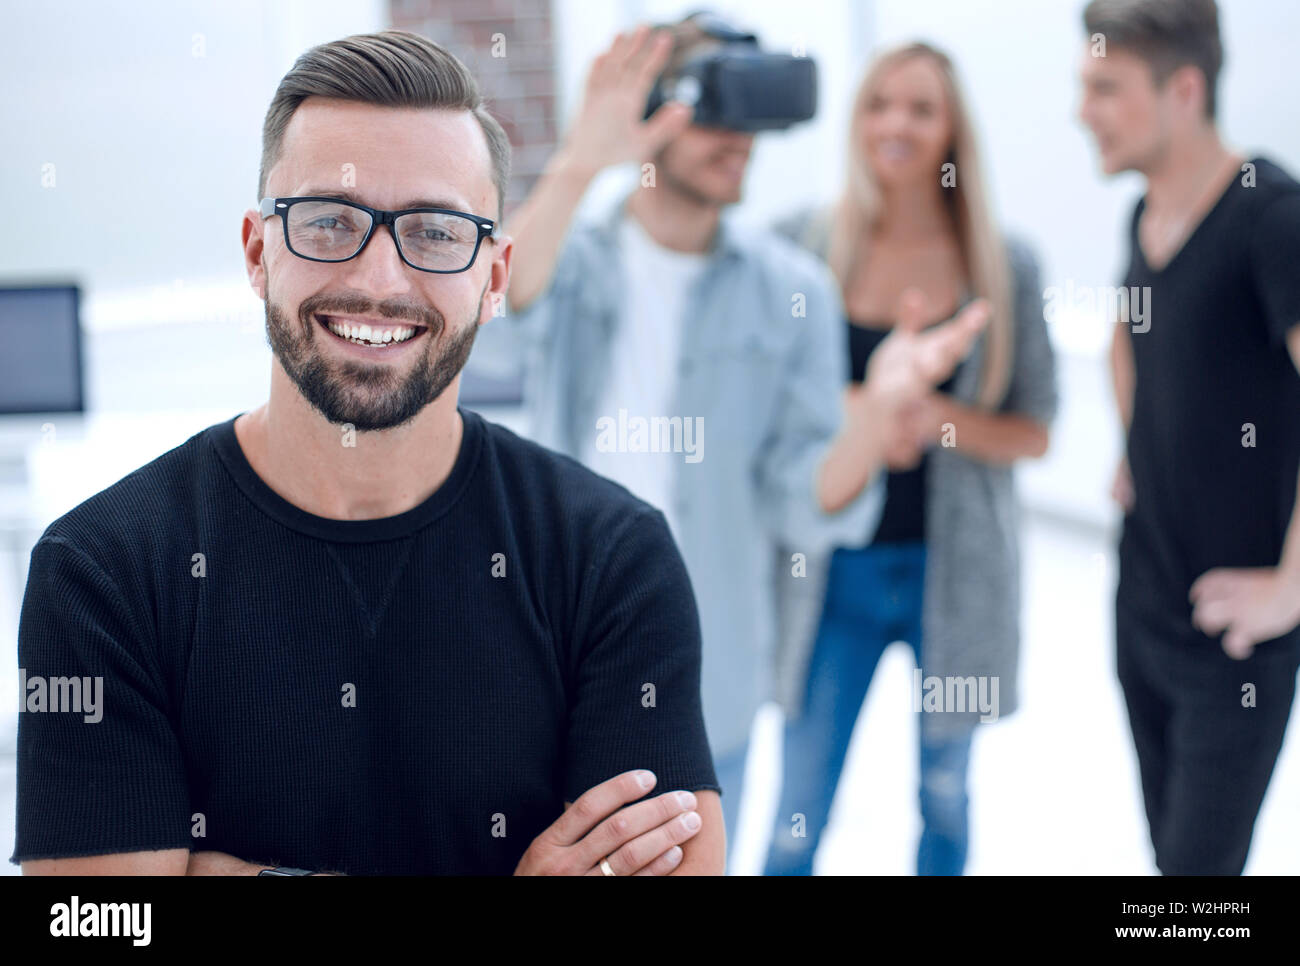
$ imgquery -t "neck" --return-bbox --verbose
[625,182,721,253]
[1143,125,1236,212]
[234,366,463,520]
[871,180,952,243]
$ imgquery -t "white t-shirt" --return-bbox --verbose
[580,214,710,541]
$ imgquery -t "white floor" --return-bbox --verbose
[3,509,1298,875]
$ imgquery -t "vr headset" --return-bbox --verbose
[642,11,817,132]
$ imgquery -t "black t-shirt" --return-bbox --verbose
[11,408,718,874]
[1119,155,1300,650]
[848,319,958,545]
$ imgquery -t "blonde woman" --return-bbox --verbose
[765,42,1058,875]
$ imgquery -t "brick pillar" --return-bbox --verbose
[389,0,558,220]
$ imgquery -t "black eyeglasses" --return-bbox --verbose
[259,196,497,274]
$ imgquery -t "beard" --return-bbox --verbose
[656,145,745,207]
[264,281,483,433]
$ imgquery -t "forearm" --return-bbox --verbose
[186,850,342,876]
[928,396,1049,464]
[1277,469,1300,584]
[666,791,725,875]
[187,850,272,875]
[24,848,189,875]
[668,841,725,875]
[816,383,891,513]
[1110,322,1134,433]
[505,146,597,312]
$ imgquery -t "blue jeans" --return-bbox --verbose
[764,541,976,876]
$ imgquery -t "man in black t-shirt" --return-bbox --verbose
[1080,0,1300,874]
[13,31,722,876]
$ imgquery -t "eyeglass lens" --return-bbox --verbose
[284,200,480,271]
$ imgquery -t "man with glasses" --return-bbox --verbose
[12,31,724,876]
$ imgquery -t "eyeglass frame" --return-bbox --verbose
[258,195,499,274]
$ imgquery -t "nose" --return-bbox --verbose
[880,106,913,138]
[342,221,416,293]
[1077,94,1097,129]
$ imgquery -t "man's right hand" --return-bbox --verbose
[501,24,693,314]
[558,24,694,176]
[513,770,702,876]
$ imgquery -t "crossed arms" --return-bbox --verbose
[22,770,723,876]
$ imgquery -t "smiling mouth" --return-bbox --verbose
[315,313,429,349]
[873,138,918,161]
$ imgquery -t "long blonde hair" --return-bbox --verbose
[827,42,1013,408]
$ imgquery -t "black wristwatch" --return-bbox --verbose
[258,866,316,876]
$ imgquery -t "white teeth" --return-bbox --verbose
[322,316,419,346]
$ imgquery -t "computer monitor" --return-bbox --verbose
[0,284,85,414]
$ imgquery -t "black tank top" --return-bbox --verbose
[848,320,958,545]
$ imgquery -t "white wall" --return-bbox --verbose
[1,0,387,324]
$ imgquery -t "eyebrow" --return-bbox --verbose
[296,188,475,212]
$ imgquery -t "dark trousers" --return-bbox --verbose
[1116,599,1300,874]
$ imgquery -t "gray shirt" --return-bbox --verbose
[769,206,1059,739]
[472,192,884,758]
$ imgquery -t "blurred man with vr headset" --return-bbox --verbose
[474,9,988,871]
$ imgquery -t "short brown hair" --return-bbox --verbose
[1083,0,1223,119]
[258,29,511,223]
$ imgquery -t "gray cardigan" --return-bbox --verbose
[770,206,1059,739]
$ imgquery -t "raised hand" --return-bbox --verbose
[863,289,990,415]
[560,25,694,175]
